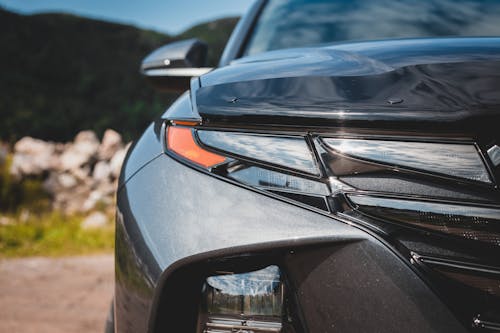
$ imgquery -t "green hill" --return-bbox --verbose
[0,8,238,142]
[178,17,239,67]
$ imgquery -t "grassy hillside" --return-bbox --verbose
[0,8,238,142]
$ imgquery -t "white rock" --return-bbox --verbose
[98,129,123,160]
[59,131,99,171]
[10,137,57,177]
[96,179,117,196]
[0,216,12,225]
[81,212,108,229]
[83,178,116,210]
[42,172,59,194]
[54,143,66,154]
[82,190,104,212]
[109,144,130,178]
[43,172,78,194]
[8,130,128,216]
[13,136,51,155]
[59,149,84,170]
[93,161,111,182]
[74,130,99,146]
[70,166,91,182]
[57,173,77,189]
[43,172,93,214]
[61,189,92,214]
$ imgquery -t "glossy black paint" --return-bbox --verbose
[116,2,500,332]
[142,39,208,71]
[199,38,500,141]
[141,39,210,92]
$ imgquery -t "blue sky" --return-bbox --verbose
[0,0,253,34]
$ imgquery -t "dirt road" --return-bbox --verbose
[0,255,114,333]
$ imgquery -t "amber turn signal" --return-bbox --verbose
[166,126,226,168]
[171,120,200,126]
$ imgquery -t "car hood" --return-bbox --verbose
[196,37,500,140]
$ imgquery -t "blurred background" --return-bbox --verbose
[0,1,251,332]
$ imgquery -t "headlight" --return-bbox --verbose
[164,119,500,328]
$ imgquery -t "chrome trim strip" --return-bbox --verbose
[411,253,500,276]
[473,316,500,331]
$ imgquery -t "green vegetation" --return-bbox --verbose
[179,17,239,67]
[0,154,113,258]
[0,9,239,257]
[0,211,114,258]
[0,8,238,143]
[0,154,50,212]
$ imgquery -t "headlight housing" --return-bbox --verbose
[164,118,500,328]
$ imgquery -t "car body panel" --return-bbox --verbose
[115,152,466,332]
[118,122,163,186]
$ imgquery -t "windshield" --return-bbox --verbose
[244,0,500,56]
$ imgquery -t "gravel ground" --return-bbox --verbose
[0,255,114,333]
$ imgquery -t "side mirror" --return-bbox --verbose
[140,39,213,92]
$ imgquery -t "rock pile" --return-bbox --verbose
[10,129,130,215]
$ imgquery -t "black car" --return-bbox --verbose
[110,0,500,332]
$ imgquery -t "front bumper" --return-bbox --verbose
[114,152,465,332]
